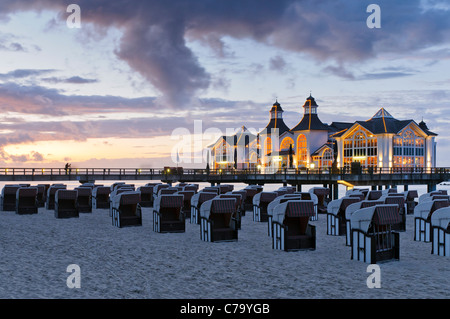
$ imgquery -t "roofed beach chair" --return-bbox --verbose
[404,190,419,214]
[54,189,79,219]
[326,196,361,236]
[109,187,135,216]
[92,186,111,209]
[137,186,155,207]
[272,200,316,251]
[418,190,445,204]
[153,184,170,201]
[199,198,238,242]
[35,184,46,208]
[15,187,38,215]
[201,186,220,194]
[177,190,195,218]
[242,186,262,212]
[414,199,449,242]
[267,195,302,237]
[297,192,319,220]
[153,194,185,233]
[182,184,198,193]
[350,204,401,263]
[46,184,67,210]
[158,187,179,196]
[252,191,278,222]
[309,187,330,215]
[219,184,234,194]
[190,191,217,224]
[1,185,21,211]
[344,200,384,246]
[383,195,406,232]
[217,193,242,229]
[111,191,142,228]
[430,207,450,257]
[75,187,92,213]
[231,190,247,215]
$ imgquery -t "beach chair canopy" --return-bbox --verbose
[200,198,236,220]
[430,207,450,229]
[273,200,315,224]
[351,204,400,233]
[252,192,278,206]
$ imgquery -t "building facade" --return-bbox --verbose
[206,95,437,171]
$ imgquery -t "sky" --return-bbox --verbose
[0,0,449,168]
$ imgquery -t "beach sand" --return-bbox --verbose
[0,186,449,299]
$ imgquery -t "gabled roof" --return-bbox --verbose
[290,114,329,132]
[311,142,335,157]
[207,126,257,148]
[332,108,438,138]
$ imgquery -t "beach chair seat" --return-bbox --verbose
[153,194,185,233]
[430,207,450,257]
[252,191,278,222]
[345,200,384,246]
[92,186,111,209]
[75,187,92,213]
[200,198,238,242]
[55,190,79,219]
[111,191,142,228]
[414,199,449,242]
[46,184,67,210]
[1,185,21,211]
[190,191,217,224]
[350,204,401,263]
[177,190,195,218]
[137,186,155,207]
[327,196,361,236]
[272,200,316,251]
[15,187,38,215]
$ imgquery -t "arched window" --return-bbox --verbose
[280,137,294,151]
[393,129,425,168]
[343,129,377,167]
[297,134,307,167]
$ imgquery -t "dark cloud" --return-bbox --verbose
[43,76,98,84]
[269,56,287,71]
[0,69,55,79]
[1,0,449,108]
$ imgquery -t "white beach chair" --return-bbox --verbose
[152,194,185,233]
[414,199,449,242]
[111,191,142,228]
[252,191,278,222]
[199,198,238,242]
[344,200,384,246]
[272,200,316,251]
[190,191,217,224]
[431,207,450,257]
[327,196,361,236]
[267,194,302,237]
[92,186,111,209]
[55,189,79,219]
[350,204,401,263]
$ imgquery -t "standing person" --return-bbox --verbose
[65,163,69,175]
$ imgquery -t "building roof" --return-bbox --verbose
[207,126,257,148]
[290,95,329,132]
[259,100,291,135]
[332,108,438,137]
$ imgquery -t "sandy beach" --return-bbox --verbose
[0,182,449,300]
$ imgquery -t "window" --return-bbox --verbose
[343,129,377,168]
[265,137,272,156]
[393,129,425,169]
[297,134,307,167]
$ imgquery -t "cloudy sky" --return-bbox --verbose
[0,0,449,168]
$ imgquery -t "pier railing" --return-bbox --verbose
[0,167,449,177]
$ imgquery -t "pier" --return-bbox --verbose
[1,167,449,199]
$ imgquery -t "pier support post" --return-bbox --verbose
[332,182,339,200]
[371,185,377,190]
[404,184,408,191]
[297,184,302,192]
[428,183,437,193]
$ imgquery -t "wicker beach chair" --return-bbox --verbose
[414,199,449,242]
[327,196,361,236]
[366,190,383,201]
[430,207,450,257]
[15,187,38,215]
[92,186,111,209]
[217,193,242,229]
[404,190,419,214]
[1,185,21,211]
[272,200,316,251]
[177,190,195,218]
[267,195,302,237]
[35,184,46,208]
[199,198,238,242]
[75,187,92,213]
[309,187,330,215]
[252,191,278,222]
[344,200,384,246]
[384,195,406,232]
[242,186,262,212]
[153,184,170,201]
[231,190,247,215]
[350,204,401,263]
[111,191,142,228]
[137,186,155,207]
[153,194,185,233]
[158,187,179,196]
[54,189,79,219]
[46,184,67,210]
[190,191,217,224]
